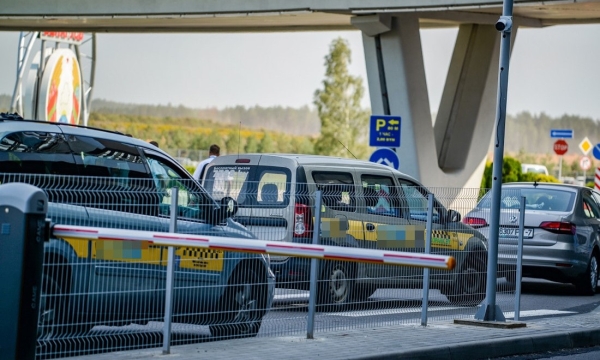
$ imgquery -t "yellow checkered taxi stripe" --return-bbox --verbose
[178,247,224,271]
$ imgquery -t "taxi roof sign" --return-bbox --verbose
[369,115,401,148]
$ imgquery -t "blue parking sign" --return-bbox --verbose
[370,115,401,147]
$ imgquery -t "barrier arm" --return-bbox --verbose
[52,225,456,271]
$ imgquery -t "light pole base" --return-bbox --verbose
[475,304,506,322]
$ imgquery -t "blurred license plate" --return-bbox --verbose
[499,227,533,238]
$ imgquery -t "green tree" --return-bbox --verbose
[258,131,276,153]
[245,136,260,153]
[225,133,244,155]
[313,38,369,159]
[481,156,560,192]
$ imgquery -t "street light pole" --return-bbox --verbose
[475,0,514,322]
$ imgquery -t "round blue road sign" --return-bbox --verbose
[369,148,400,170]
[593,144,600,160]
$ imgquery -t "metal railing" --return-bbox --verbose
[0,174,524,359]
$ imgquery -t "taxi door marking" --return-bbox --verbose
[376,225,425,248]
[177,247,224,271]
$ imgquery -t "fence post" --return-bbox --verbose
[514,196,526,321]
[420,194,435,326]
[162,187,178,355]
[307,190,322,339]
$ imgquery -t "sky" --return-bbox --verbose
[0,24,599,120]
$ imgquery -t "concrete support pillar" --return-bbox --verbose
[357,14,518,189]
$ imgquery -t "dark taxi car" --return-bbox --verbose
[0,113,274,339]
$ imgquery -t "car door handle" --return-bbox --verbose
[366,223,375,232]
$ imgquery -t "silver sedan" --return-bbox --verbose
[464,183,600,295]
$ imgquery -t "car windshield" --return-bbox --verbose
[478,187,576,212]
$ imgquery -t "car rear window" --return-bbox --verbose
[204,165,291,208]
[478,188,576,212]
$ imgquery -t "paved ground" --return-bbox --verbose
[60,305,600,360]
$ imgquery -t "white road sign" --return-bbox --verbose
[580,156,591,171]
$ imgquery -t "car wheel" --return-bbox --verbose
[317,261,355,311]
[575,255,598,296]
[210,267,266,339]
[445,254,487,306]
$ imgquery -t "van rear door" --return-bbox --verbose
[203,155,293,242]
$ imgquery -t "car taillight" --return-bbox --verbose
[539,221,576,235]
[462,216,488,228]
[293,203,313,237]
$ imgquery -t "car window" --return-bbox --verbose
[592,192,600,211]
[313,171,355,212]
[582,193,600,218]
[204,165,249,203]
[0,131,78,175]
[361,174,400,217]
[69,135,150,180]
[257,170,287,205]
[204,165,291,209]
[147,155,212,221]
[397,179,440,222]
[478,188,575,212]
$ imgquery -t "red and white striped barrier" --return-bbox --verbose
[52,225,456,271]
[595,168,600,191]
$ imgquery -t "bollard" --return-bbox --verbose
[0,183,49,360]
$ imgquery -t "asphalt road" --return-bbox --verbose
[493,345,600,359]
[37,278,600,359]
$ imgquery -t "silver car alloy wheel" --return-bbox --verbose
[329,266,349,303]
[232,284,257,324]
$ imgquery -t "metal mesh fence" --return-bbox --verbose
[0,174,520,358]
[202,180,519,330]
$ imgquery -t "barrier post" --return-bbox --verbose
[420,194,435,326]
[162,187,178,354]
[514,196,526,321]
[307,190,322,339]
[0,183,49,360]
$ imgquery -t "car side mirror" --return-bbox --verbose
[447,209,461,223]
[208,197,238,225]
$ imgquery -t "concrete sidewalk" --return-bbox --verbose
[63,307,600,360]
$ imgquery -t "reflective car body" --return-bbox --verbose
[0,115,274,338]
[464,182,600,294]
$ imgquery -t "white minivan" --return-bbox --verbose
[521,163,549,176]
[203,154,488,308]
